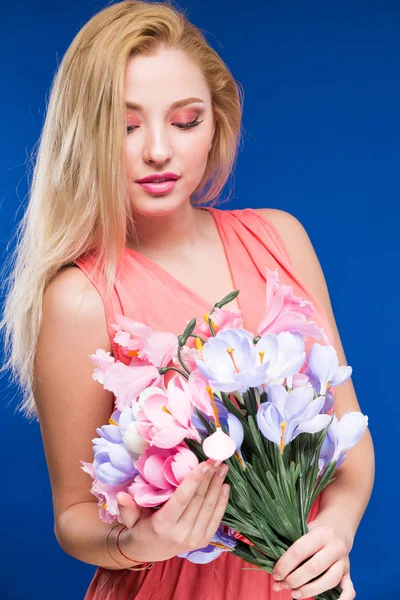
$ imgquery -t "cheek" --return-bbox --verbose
[179,130,212,169]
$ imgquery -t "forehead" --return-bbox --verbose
[124,47,211,108]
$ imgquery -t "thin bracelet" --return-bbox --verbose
[105,523,154,571]
[116,525,153,566]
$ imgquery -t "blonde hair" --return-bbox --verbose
[0,0,244,421]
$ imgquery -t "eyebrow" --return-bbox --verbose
[125,97,206,111]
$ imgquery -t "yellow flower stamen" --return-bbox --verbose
[108,417,119,426]
[259,351,266,393]
[195,337,203,351]
[326,381,331,391]
[102,502,107,510]
[280,421,286,455]
[235,449,245,469]
[206,386,220,427]
[204,313,217,330]
[162,405,173,416]
[210,541,233,550]
[128,349,140,357]
[226,347,240,373]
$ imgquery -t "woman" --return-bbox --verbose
[0,1,374,599]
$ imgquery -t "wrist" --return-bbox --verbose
[118,518,156,563]
[309,508,355,553]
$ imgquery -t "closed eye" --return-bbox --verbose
[126,117,204,134]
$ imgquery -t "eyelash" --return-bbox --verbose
[126,117,204,134]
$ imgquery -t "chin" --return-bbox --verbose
[130,191,193,218]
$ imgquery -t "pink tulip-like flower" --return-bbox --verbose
[180,343,203,371]
[193,307,244,339]
[187,370,215,417]
[101,361,162,411]
[89,349,115,384]
[258,268,330,344]
[112,313,178,367]
[136,376,202,448]
[202,427,237,461]
[128,445,198,507]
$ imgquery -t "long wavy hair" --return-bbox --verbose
[0,0,244,421]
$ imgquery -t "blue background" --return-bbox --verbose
[1,1,397,598]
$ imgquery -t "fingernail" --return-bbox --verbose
[213,460,222,467]
[291,592,303,599]
[281,582,290,589]
[202,464,211,473]
[218,465,228,477]
[273,574,283,581]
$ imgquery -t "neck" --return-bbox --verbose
[127,202,208,258]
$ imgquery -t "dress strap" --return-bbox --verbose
[73,255,123,362]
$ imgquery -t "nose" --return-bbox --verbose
[142,126,172,165]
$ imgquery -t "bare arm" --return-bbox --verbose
[258,208,375,550]
[35,267,229,570]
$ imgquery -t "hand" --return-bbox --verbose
[271,519,356,599]
[116,491,150,529]
[116,459,230,563]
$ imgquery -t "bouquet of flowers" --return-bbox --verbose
[81,267,368,600]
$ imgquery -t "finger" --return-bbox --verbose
[272,526,330,581]
[338,571,356,599]
[180,463,228,535]
[158,460,219,525]
[290,560,344,599]
[282,544,345,590]
[116,492,142,529]
[204,483,230,542]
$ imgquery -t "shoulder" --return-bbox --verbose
[254,208,309,246]
[254,208,319,275]
[41,265,111,353]
[255,206,327,299]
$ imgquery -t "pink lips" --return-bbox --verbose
[137,179,179,195]
[136,172,180,183]
[135,172,180,195]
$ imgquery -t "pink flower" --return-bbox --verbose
[202,427,237,461]
[136,376,201,448]
[257,268,330,344]
[187,370,215,417]
[128,445,198,507]
[112,313,178,367]
[89,349,115,384]
[192,307,244,339]
[180,344,203,371]
[102,361,162,411]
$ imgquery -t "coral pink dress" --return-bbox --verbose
[74,206,335,600]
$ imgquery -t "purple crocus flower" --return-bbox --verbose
[227,413,245,465]
[191,398,228,433]
[256,331,306,386]
[177,524,237,564]
[257,384,332,452]
[195,328,272,393]
[318,411,369,473]
[93,409,139,486]
[306,343,353,398]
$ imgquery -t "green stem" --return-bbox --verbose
[298,469,308,536]
[159,366,189,379]
[177,344,191,375]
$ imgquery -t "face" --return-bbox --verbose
[124,46,215,217]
